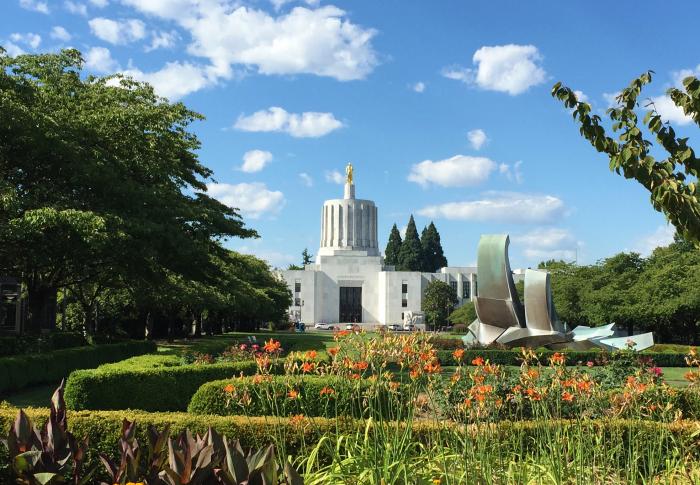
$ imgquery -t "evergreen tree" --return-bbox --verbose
[384,224,402,266]
[397,215,423,271]
[420,222,448,272]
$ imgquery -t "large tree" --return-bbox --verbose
[552,72,700,246]
[384,223,402,266]
[422,280,458,330]
[421,221,448,272]
[397,215,423,271]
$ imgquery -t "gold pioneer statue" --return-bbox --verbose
[345,162,354,184]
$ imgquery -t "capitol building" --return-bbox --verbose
[278,165,476,327]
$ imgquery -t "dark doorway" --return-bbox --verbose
[339,287,362,323]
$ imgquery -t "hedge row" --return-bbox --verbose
[65,360,261,412]
[435,349,692,367]
[0,407,698,483]
[0,332,86,357]
[0,340,156,395]
[188,375,400,418]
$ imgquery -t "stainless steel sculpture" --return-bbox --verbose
[464,234,654,351]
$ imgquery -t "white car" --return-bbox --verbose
[403,324,416,332]
[314,323,332,330]
[387,324,401,331]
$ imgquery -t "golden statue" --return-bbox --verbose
[345,163,354,184]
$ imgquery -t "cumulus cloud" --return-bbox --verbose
[19,0,49,14]
[50,26,72,42]
[499,160,523,184]
[417,192,566,224]
[206,182,285,219]
[84,46,120,73]
[513,228,578,261]
[602,91,621,108]
[325,170,344,184]
[146,30,178,51]
[121,2,377,82]
[467,129,487,150]
[10,32,41,49]
[64,1,87,16]
[89,17,146,44]
[89,0,109,7]
[299,172,313,187]
[119,61,213,100]
[240,149,273,173]
[270,0,320,11]
[672,65,700,87]
[443,44,546,95]
[633,224,675,256]
[3,42,25,57]
[408,155,496,187]
[234,107,343,138]
[573,90,589,103]
[413,81,425,93]
[649,95,693,126]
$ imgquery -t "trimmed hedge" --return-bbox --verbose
[65,360,260,412]
[0,340,156,395]
[435,348,692,367]
[0,407,699,483]
[0,332,87,357]
[188,375,400,418]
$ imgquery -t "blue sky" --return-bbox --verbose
[3,0,699,269]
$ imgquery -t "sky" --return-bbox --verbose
[3,0,699,269]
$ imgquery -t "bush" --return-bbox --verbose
[451,324,468,334]
[0,332,87,357]
[188,375,399,418]
[430,337,464,350]
[0,340,155,395]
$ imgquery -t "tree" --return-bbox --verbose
[302,248,313,266]
[397,215,423,271]
[552,72,700,246]
[422,280,458,330]
[448,301,476,326]
[420,222,448,272]
[384,224,402,266]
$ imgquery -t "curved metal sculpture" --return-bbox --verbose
[464,234,655,351]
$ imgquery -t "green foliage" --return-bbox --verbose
[448,302,476,326]
[384,224,402,267]
[420,222,447,272]
[188,376,397,418]
[552,73,700,245]
[422,280,458,330]
[0,340,155,394]
[301,248,313,266]
[0,332,86,357]
[397,216,423,271]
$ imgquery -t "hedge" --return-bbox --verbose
[435,349,692,367]
[188,375,401,418]
[0,407,698,483]
[65,360,261,412]
[0,332,86,357]
[0,340,156,395]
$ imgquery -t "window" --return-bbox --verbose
[294,281,301,293]
[401,282,407,294]
[474,278,478,297]
[294,297,301,306]
[450,281,457,293]
[463,281,471,299]
[402,298,407,308]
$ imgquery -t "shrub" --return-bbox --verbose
[188,375,400,418]
[451,323,468,334]
[0,332,86,357]
[430,337,464,350]
[0,340,155,395]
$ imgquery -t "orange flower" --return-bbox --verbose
[251,374,269,385]
[350,373,361,380]
[255,354,271,370]
[451,371,461,383]
[263,339,282,353]
[453,348,465,361]
[512,384,522,394]
[354,360,369,371]
[550,352,566,366]
[562,378,576,388]
[389,381,400,391]
[301,362,315,373]
[319,386,335,396]
[289,414,305,426]
[423,361,441,374]
[305,350,318,360]
[684,371,699,383]
[287,389,299,400]
[472,356,485,366]
[562,391,574,402]
[463,397,473,408]
[410,368,421,380]
[328,346,340,357]
[526,369,539,380]
[223,384,235,394]
[402,345,414,355]
[525,388,542,401]
[577,380,592,393]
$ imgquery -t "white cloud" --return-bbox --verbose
[234,107,343,138]
[146,30,178,51]
[499,160,524,184]
[634,225,675,256]
[89,0,109,7]
[120,61,212,100]
[3,42,25,57]
[325,170,344,184]
[413,81,425,93]
[443,44,546,95]
[417,192,565,224]
[84,46,120,73]
[240,149,273,173]
[399,225,407,238]
[649,95,693,126]
[299,172,313,187]
[10,32,41,49]
[50,26,72,42]
[65,1,87,16]
[672,65,700,87]
[89,17,147,45]
[270,0,320,11]
[573,90,589,103]
[408,155,496,188]
[121,2,377,82]
[467,128,487,150]
[513,228,578,261]
[19,0,49,14]
[602,91,620,108]
[206,182,285,219]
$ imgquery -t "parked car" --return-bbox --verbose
[314,323,333,330]
[403,324,416,332]
[345,323,355,330]
[387,324,401,331]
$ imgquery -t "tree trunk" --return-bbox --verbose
[25,283,57,334]
[191,311,201,338]
[145,312,154,340]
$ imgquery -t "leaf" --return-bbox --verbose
[284,460,304,485]
[32,472,59,485]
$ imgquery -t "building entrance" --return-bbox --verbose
[339,286,362,323]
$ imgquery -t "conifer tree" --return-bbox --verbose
[421,221,448,272]
[384,224,403,266]
[397,215,423,271]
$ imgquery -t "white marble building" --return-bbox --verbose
[278,167,476,327]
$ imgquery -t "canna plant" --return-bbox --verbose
[214,438,302,485]
[1,380,94,485]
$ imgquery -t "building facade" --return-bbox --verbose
[278,166,476,327]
